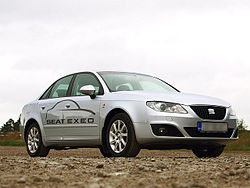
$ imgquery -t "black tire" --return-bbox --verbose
[192,145,225,158]
[99,145,112,157]
[101,113,141,157]
[25,123,50,157]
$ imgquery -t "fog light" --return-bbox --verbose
[158,127,167,135]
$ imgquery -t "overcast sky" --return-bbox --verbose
[0,0,249,129]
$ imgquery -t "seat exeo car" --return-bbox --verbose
[20,71,238,158]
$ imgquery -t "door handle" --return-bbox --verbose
[65,104,70,108]
[41,106,45,110]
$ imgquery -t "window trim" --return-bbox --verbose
[39,84,54,100]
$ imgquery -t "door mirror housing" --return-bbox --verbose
[79,85,96,99]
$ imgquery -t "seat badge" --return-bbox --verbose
[208,108,215,115]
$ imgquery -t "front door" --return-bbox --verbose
[61,73,103,142]
[60,97,100,141]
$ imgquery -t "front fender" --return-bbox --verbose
[99,100,148,140]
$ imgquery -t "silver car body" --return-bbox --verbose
[20,71,238,149]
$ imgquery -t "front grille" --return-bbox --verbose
[190,106,226,120]
[184,127,233,138]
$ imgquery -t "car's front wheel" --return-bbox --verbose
[25,123,50,157]
[192,145,225,158]
[100,113,141,157]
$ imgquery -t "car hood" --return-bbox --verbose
[107,91,230,107]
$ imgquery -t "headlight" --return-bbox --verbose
[146,101,187,114]
[229,107,236,116]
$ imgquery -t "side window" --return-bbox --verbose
[49,75,73,98]
[71,73,102,96]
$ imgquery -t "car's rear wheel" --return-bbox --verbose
[100,113,141,157]
[25,123,50,157]
[192,145,224,158]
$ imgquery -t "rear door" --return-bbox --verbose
[39,75,74,141]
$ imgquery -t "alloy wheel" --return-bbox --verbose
[109,120,128,153]
[27,127,40,153]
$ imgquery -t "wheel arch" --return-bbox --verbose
[102,108,134,141]
[24,118,40,141]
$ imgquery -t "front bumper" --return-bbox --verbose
[133,106,238,148]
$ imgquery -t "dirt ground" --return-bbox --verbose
[0,146,249,188]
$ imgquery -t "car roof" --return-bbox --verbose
[63,71,153,78]
[97,71,153,77]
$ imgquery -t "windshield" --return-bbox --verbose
[98,72,179,93]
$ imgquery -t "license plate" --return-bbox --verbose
[198,122,228,133]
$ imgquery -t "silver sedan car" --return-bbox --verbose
[20,71,238,158]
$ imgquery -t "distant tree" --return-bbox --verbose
[1,119,15,134]
[0,117,20,134]
[238,119,247,131]
[13,117,20,132]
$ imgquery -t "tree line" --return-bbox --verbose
[0,118,20,134]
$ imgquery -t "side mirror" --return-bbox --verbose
[79,85,96,99]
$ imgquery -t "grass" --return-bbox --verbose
[0,132,25,146]
[225,130,250,151]
[0,140,25,146]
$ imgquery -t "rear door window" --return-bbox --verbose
[49,75,73,98]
